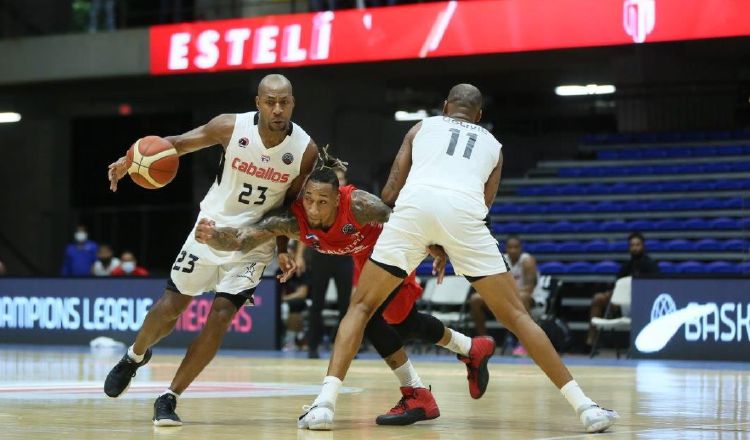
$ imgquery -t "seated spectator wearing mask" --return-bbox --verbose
[61,225,98,277]
[111,251,149,277]
[92,244,121,276]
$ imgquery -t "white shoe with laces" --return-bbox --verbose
[297,402,334,430]
[578,404,619,433]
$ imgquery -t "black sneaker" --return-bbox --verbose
[103,348,152,398]
[153,393,182,426]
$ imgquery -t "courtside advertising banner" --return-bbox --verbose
[631,278,750,361]
[0,278,278,349]
[150,0,750,75]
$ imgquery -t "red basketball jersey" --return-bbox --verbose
[291,185,381,257]
[291,185,423,324]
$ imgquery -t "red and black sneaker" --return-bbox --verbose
[375,386,440,426]
[457,336,496,399]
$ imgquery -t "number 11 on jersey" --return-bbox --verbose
[446,128,477,159]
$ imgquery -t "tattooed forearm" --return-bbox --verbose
[351,190,391,225]
[206,227,244,251]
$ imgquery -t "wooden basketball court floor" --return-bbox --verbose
[0,346,749,440]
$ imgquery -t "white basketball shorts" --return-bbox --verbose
[169,214,275,296]
[371,190,509,278]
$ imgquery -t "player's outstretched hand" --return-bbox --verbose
[427,245,447,284]
[194,218,217,244]
[108,156,129,192]
[277,252,297,283]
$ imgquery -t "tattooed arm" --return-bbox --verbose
[381,122,421,208]
[350,190,391,225]
[195,210,301,253]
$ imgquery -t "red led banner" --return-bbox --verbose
[150,0,750,75]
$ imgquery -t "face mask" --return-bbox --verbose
[74,231,88,243]
[100,257,112,266]
[121,261,136,274]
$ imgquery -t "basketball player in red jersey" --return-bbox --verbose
[195,150,496,426]
[103,74,318,426]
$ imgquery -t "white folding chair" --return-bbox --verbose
[425,276,472,329]
[590,276,632,358]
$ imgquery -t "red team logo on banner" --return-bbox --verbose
[623,0,656,43]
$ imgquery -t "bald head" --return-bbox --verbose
[443,83,483,122]
[258,74,293,95]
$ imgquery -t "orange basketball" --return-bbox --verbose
[126,136,179,189]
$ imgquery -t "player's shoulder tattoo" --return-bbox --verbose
[351,190,391,225]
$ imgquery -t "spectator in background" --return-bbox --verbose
[92,244,120,276]
[586,232,659,346]
[278,241,311,350]
[61,225,98,277]
[469,236,538,355]
[0,259,6,276]
[89,0,116,32]
[111,251,149,277]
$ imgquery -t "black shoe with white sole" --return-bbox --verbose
[104,348,152,398]
[153,393,182,427]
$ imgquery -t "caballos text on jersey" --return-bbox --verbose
[231,158,290,183]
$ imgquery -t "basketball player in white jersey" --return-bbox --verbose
[299,84,619,433]
[103,74,318,426]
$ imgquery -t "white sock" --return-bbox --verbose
[162,389,180,398]
[439,329,472,357]
[127,345,144,363]
[313,376,342,407]
[560,380,595,411]
[392,360,425,389]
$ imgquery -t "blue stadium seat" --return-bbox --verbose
[597,151,618,160]
[729,162,750,172]
[547,202,572,213]
[595,201,620,212]
[558,168,582,177]
[743,145,750,155]
[654,219,682,231]
[698,198,726,210]
[714,180,744,191]
[706,261,739,274]
[710,218,740,230]
[532,242,559,253]
[658,261,677,273]
[490,204,513,214]
[549,221,576,233]
[567,261,594,273]
[608,241,629,252]
[721,198,745,210]
[721,239,749,252]
[574,221,602,233]
[717,145,743,155]
[671,199,700,210]
[644,239,666,252]
[583,240,608,253]
[682,218,711,230]
[676,261,707,273]
[558,241,584,253]
[738,261,750,274]
[495,222,524,234]
[641,201,666,211]
[704,163,731,173]
[693,146,717,157]
[593,260,620,274]
[518,204,547,214]
[527,222,552,233]
[695,239,721,252]
[601,220,629,232]
[665,239,693,252]
[569,202,596,213]
[538,261,567,274]
[739,218,750,230]
[619,150,643,159]
[665,148,692,158]
[642,148,667,159]
[629,220,657,231]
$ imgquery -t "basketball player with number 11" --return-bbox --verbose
[103,74,318,426]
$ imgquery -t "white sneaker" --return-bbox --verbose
[298,402,334,430]
[578,404,619,433]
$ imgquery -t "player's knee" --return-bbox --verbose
[350,301,376,321]
[207,303,236,327]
